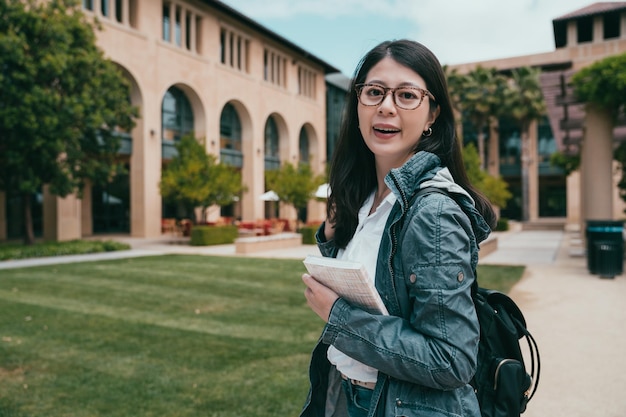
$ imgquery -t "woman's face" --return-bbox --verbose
[357,56,439,169]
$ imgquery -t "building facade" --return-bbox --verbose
[451,2,626,230]
[0,0,340,241]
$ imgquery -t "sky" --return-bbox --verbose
[219,0,616,76]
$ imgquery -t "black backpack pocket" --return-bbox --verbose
[490,358,532,417]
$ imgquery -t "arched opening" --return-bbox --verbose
[219,102,243,220]
[161,86,194,220]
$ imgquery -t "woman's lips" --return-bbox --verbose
[373,124,400,138]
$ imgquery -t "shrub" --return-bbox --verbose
[0,240,130,261]
[299,225,318,245]
[190,225,238,246]
[495,217,509,231]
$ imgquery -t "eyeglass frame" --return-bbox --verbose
[354,83,436,110]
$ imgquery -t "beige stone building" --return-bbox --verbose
[5,1,626,243]
[0,0,340,242]
[451,2,626,231]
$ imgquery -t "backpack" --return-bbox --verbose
[472,287,540,417]
[403,187,541,417]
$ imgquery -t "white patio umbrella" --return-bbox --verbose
[259,190,280,201]
[315,183,331,199]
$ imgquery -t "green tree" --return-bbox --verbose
[463,143,512,208]
[265,162,324,227]
[443,65,469,139]
[462,66,508,170]
[549,151,580,177]
[0,0,137,244]
[572,53,626,118]
[502,67,546,221]
[160,134,244,224]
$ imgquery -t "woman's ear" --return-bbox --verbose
[426,105,441,129]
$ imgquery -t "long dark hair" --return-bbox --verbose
[327,39,496,248]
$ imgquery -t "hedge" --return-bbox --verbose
[190,225,238,246]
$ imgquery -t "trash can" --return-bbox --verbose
[585,220,624,278]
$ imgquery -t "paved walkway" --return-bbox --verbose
[481,230,626,417]
[2,230,625,416]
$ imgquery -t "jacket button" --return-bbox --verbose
[457,272,464,282]
[396,399,402,406]
[409,273,416,283]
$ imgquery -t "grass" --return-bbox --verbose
[0,254,524,417]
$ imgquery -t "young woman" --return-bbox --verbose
[300,39,496,417]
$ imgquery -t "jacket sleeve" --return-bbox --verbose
[320,194,480,390]
[315,221,339,258]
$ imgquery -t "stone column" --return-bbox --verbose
[43,187,82,242]
[581,104,613,220]
[528,120,539,221]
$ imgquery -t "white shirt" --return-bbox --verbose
[327,190,397,382]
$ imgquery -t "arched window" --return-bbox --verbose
[161,87,193,143]
[299,127,309,163]
[264,116,280,170]
[219,103,243,167]
[161,87,193,160]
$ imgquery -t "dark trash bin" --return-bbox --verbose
[586,220,624,278]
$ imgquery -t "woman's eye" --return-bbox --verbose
[398,90,418,100]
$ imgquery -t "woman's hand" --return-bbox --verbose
[302,274,339,322]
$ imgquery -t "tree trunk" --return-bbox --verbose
[22,193,35,245]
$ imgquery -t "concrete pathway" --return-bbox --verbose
[481,230,626,417]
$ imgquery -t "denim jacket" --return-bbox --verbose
[300,151,491,417]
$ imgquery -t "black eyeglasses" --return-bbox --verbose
[355,83,436,110]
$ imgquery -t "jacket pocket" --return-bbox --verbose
[393,398,462,417]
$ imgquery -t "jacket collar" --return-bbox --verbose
[385,151,442,210]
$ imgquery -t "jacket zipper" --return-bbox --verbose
[387,172,408,312]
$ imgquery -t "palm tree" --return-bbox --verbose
[502,67,546,221]
[462,66,508,170]
[443,65,469,141]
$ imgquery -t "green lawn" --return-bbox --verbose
[0,255,524,417]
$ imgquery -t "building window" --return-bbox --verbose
[264,116,280,170]
[299,127,309,163]
[298,66,316,99]
[263,47,287,88]
[577,16,593,43]
[101,0,109,17]
[161,87,194,143]
[220,27,249,73]
[162,4,170,42]
[115,0,122,23]
[554,21,567,48]
[220,103,243,168]
[82,0,137,28]
[162,2,201,53]
[174,6,182,47]
[603,13,621,40]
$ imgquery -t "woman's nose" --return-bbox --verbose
[378,93,397,114]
